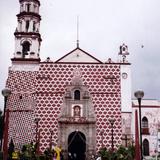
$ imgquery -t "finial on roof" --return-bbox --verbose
[76,16,79,48]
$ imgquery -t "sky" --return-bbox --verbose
[0,0,160,110]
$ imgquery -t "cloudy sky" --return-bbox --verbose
[0,0,160,110]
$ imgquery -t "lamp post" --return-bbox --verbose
[134,90,144,160]
[109,119,115,152]
[34,117,40,155]
[1,88,11,159]
[34,118,40,144]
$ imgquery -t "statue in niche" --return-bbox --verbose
[73,105,81,117]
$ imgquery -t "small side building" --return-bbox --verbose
[132,99,160,157]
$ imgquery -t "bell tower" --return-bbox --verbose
[12,0,41,62]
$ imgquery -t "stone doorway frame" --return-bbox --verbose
[58,123,96,160]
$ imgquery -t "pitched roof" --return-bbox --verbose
[55,47,102,63]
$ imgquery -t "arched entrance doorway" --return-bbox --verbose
[143,139,149,156]
[68,131,86,160]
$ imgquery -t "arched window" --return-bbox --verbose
[74,90,80,100]
[142,117,148,128]
[22,41,30,57]
[143,139,149,156]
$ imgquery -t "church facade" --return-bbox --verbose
[3,0,133,159]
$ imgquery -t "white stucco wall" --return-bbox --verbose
[120,64,132,112]
[58,49,100,63]
[10,63,39,71]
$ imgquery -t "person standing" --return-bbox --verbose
[54,146,62,160]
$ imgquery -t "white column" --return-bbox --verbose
[30,3,33,12]
[29,20,33,32]
[22,20,25,32]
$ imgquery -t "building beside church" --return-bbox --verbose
[132,99,160,158]
[2,0,160,159]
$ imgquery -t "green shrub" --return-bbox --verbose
[99,145,135,160]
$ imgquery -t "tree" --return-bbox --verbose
[20,142,38,160]
[99,147,112,160]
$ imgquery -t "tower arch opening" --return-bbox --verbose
[26,3,31,12]
[22,41,30,57]
[25,20,30,32]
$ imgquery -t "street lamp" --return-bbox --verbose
[34,118,40,144]
[134,90,144,160]
[1,88,11,159]
[34,117,40,155]
[109,119,115,152]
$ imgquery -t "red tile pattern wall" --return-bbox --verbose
[6,70,37,148]
[6,63,122,152]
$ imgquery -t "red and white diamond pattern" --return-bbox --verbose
[6,71,37,148]
[6,63,122,152]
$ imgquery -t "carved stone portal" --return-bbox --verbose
[58,69,96,160]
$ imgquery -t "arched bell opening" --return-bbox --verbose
[22,41,30,58]
[74,90,80,100]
